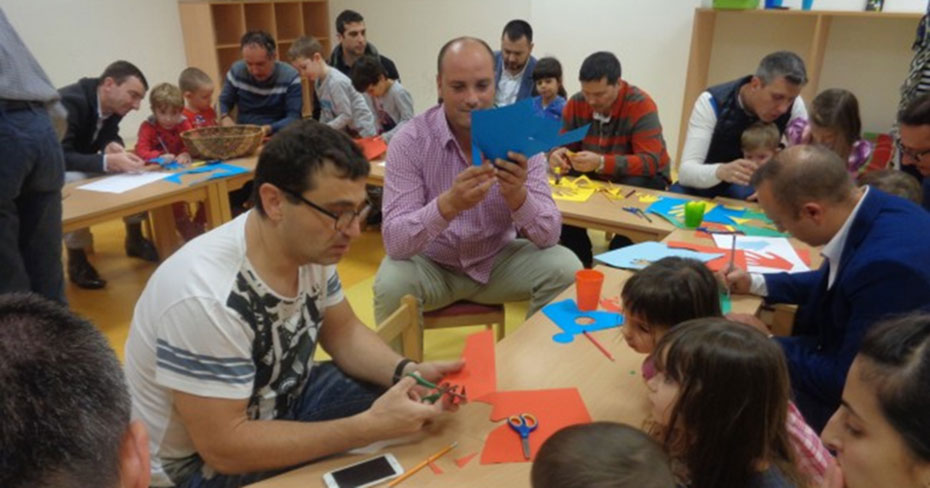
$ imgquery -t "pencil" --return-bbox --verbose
[726,234,737,299]
[624,188,636,199]
[388,441,458,487]
[583,331,615,361]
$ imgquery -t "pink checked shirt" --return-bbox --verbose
[382,104,562,284]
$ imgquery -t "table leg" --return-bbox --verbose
[149,206,182,258]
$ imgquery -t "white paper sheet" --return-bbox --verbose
[712,235,811,274]
[77,172,170,194]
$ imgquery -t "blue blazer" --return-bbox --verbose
[494,51,537,102]
[765,188,930,431]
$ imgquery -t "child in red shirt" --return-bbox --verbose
[135,82,204,241]
[179,67,217,129]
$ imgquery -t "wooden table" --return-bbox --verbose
[249,266,762,487]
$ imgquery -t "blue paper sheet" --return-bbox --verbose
[470,99,590,165]
[542,299,623,343]
[594,241,724,270]
[164,163,248,185]
[645,196,692,227]
[148,156,183,170]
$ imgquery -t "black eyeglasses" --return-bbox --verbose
[281,188,371,231]
[896,140,930,162]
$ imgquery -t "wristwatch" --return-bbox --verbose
[596,155,605,173]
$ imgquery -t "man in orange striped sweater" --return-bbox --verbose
[549,51,671,267]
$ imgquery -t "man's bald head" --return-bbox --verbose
[751,145,856,214]
[436,36,495,75]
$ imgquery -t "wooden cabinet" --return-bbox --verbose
[177,0,332,117]
[677,7,922,162]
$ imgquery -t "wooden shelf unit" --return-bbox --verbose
[676,7,923,162]
[178,0,331,117]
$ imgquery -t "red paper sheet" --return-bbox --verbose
[479,388,592,464]
[442,329,496,402]
[455,452,478,468]
[354,136,387,161]
[666,241,748,272]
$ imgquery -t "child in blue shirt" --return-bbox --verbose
[531,57,567,122]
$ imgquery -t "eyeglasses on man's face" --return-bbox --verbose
[281,187,371,232]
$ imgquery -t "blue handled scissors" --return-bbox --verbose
[507,412,539,459]
[622,206,653,223]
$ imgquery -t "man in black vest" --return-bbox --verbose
[329,9,400,81]
[674,51,808,199]
[60,61,157,289]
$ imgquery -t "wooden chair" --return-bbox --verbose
[423,301,506,343]
[374,295,423,362]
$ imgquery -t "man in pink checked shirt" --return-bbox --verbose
[373,36,581,327]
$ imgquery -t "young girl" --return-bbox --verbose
[648,319,808,488]
[821,313,930,488]
[621,257,829,486]
[786,88,874,179]
[531,56,567,121]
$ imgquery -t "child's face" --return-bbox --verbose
[184,85,214,112]
[365,76,390,98]
[293,55,324,80]
[743,147,776,166]
[620,312,659,354]
[154,106,182,130]
[535,77,559,101]
[810,123,844,153]
[647,369,679,427]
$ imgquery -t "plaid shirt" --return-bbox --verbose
[562,81,671,182]
[787,400,831,486]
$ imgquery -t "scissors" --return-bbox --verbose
[622,206,653,223]
[507,413,539,459]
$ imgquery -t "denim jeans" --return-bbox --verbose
[178,362,383,488]
[0,105,65,303]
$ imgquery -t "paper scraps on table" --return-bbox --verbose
[77,172,171,194]
[442,330,497,402]
[594,241,723,270]
[479,388,591,464]
[549,175,597,202]
[354,136,388,161]
[541,299,623,344]
[471,99,589,165]
[455,452,479,468]
[428,461,443,474]
[163,163,249,185]
[711,235,810,273]
[147,156,183,170]
[666,241,748,272]
[599,296,622,313]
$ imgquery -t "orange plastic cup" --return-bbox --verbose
[575,269,605,311]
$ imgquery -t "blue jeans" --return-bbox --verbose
[0,105,65,303]
[178,362,383,488]
[669,181,755,200]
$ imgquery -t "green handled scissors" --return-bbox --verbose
[507,412,539,460]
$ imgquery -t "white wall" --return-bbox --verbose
[2,0,925,150]
[0,0,189,143]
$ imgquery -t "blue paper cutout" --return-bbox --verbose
[542,299,623,343]
[148,156,183,170]
[645,196,692,227]
[470,99,590,166]
[720,292,732,314]
[594,242,723,270]
[163,163,248,185]
[702,205,774,227]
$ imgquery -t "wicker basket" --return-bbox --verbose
[181,125,264,160]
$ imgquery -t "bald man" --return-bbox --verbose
[724,145,930,432]
[374,37,580,327]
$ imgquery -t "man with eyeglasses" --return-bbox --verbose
[124,120,463,487]
[897,92,930,210]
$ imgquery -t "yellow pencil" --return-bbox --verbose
[387,441,458,487]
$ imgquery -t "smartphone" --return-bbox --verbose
[321,453,404,488]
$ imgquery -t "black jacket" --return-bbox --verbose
[329,42,400,81]
[58,77,124,173]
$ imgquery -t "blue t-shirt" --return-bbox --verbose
[532,95,566,122]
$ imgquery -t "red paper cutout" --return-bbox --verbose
[354,136,387,161]
[455,452,478,468]
[443,330,496,402]
[599,296,622,312]
[745,250,793,270]
[666,241,748,272]
[428,460,443,474]
[479,388,592,464]
[796,248,812,266]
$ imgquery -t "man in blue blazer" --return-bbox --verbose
[493,19,537,107]
[725,145,930,432]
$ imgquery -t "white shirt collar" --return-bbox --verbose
[821,187,869,288]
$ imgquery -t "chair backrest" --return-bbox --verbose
[374,294,423,362]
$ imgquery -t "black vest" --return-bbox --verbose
[705,75,793,165]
